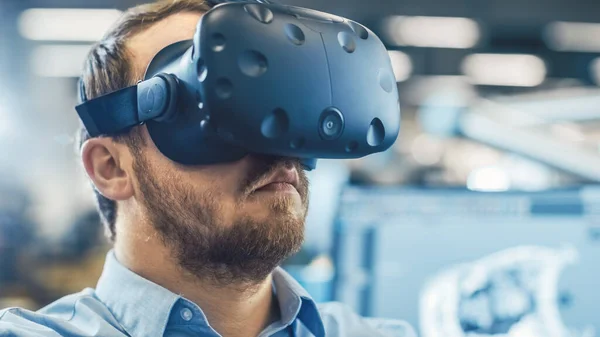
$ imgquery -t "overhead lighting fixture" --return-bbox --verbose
[544,21,600,52]
[31,45,92,77]
[461,54,546,87]
[381,15,480,49]
[387,51,412,82]
[19,8,122,41]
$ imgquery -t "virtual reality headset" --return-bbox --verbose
[75,0,401,170]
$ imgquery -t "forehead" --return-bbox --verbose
[127,11,204,77]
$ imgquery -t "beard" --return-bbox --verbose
[132,151,309,286]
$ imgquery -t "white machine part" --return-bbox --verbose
[419,246,588,337]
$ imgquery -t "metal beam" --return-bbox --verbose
[459,101,600,181]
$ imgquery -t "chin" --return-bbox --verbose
[244,200,305,222]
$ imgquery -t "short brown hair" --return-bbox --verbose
[78,0,213,242]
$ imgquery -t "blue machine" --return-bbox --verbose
[333,186,600,336]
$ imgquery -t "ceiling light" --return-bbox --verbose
[544,21,600,52]
[19,8,122,41]
[381,16,480,49]
[31,45,92,77]
[462,54,546,87]
[387,51,412,82]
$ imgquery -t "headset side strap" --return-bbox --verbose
[75,85,139,137]
[76,75,175,137]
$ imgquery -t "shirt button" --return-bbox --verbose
[180,308,193,321]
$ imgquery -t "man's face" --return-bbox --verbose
[126,12,309,284]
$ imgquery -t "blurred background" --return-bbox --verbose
[1,0,600,336]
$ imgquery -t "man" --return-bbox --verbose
[0,1,415,336]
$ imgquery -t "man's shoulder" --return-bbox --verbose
[317,302,417,337]
[0,289,125,336]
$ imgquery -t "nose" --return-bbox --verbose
[248,154,299,171]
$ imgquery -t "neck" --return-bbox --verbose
[114,221,279,337]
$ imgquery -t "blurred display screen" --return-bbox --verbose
[334,186,600,337]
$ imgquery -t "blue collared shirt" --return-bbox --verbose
[0,251,415,337]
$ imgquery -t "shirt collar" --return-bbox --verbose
[96,250,325,337]
[96,250,181,337]
[272,268,326,337]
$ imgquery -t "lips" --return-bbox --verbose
[253,168,300,193]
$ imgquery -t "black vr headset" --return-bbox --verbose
[76,0,401,170]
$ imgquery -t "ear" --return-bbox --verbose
[81,138,134,201]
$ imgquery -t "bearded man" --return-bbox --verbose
[0,1,414,336]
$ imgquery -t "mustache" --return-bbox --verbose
[240,155,304,195]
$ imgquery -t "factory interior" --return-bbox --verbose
[1,0,600,336]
